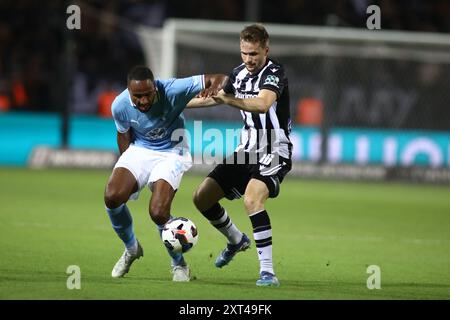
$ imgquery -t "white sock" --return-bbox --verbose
[256,245,274,275]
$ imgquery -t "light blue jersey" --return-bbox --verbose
[111,75,204,152]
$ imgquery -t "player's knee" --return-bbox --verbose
[104,187,127,209]
[243,195,264,213]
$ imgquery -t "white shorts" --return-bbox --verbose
[114,145,192,200]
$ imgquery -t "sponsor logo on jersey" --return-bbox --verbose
[263,75,279,87]
[146,127,167,140]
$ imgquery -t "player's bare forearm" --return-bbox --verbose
[186,87,227,108]
[186,96,218,108]
[117,131,132,155]
[212,89,276,113]
[213,95,269,113]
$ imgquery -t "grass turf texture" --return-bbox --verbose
[0,168,449,300]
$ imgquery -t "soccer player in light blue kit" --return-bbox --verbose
[104,66,226,281]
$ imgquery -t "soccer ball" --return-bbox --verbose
[162,217,199,254]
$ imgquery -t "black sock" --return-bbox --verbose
[249,210,274,275]
[201,203,243,244]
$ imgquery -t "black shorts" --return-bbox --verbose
[207,152,292,200]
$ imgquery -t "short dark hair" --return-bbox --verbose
[127,66,154,84]
[240,24,269,48]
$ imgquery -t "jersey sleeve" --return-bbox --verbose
[165,75,205,108]
[111,98,130,133]
[259,65,285,98]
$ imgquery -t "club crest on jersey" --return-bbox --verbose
[146,127,167,140]
[263,75,279,87]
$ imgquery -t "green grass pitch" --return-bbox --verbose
[1,167,449,300]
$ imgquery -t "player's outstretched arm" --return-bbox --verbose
[187,89,227,108]
[212,89,277,114]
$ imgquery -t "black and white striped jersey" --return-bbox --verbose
[223,58,292,160]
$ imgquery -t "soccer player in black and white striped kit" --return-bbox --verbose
[188,24,292,286]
